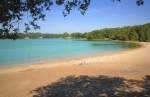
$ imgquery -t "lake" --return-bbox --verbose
[0,39,134,66]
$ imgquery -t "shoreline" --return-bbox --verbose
[0,42,143,74]
[0,40,140,68]
[0,42,150,97]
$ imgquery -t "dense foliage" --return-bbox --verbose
[85,23,150,42]
[0,23,150,42]
[62,23,150,42]
[0,0,144,39]
[0,32,63,39]
[0,0,90,39]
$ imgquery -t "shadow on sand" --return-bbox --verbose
[32,75,150,97]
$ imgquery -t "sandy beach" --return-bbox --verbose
[0,42,150,97]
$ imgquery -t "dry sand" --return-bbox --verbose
[0,42,150,97]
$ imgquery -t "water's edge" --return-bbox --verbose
[0,39,141,68]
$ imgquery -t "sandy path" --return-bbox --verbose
[0,42,150,97]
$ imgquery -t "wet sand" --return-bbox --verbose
[0,42,150,97]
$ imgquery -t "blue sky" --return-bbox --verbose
[30,0,150,33]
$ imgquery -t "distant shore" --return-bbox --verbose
[0,42,150,97]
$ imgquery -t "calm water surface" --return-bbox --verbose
[0,39,133,66]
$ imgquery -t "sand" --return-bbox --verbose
[0,42,150,97]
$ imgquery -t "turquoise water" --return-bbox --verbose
[0,39,132,66]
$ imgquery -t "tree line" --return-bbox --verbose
[0,0,144,38]
[0,23,150,42]
[85,23,150,42]
[0,32,62,39]
[67,23,150,42]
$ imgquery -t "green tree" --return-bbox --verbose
[0,0,144,39]
[62,32,69,38]
[84,23,150,42]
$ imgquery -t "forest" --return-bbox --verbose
[0,23,150,42]
[70,23,150,42]
[84,23,150,42]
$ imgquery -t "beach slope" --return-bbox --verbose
[0,42,150,97]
